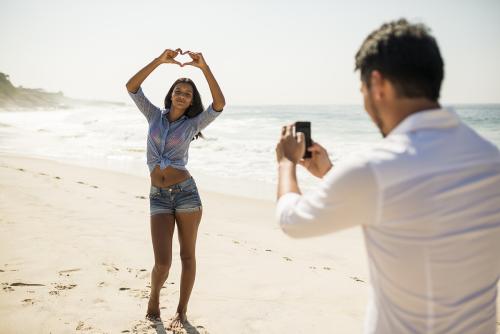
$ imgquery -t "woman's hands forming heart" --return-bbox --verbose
[157,48,208,69]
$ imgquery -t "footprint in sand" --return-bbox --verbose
[54,176,61,180]
[131,319,165,333]
[58,268,81,277]
[76,181,99,189]
[282,256,292,262]
[125,267,149,279]
[76,321,93,331]
[52,283,77,292]
[10,282,45,287]
[129,288,149,299]
[350,276,365,283]
[102,262,120,273]
[22,298,37,306]
[323,267,332,271]
[265,249,272,252]
[135,195,147,200]
[135,269,149,280]
[48,283,77,295]
[93,298,106,305]
[17,168,25,172]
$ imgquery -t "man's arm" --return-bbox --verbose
[277,160,300,198]
[275,124,378,238]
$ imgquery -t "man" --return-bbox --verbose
[275,19,500,333]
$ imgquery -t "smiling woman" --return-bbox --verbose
[164,78,205,139]
[125,48,225,330]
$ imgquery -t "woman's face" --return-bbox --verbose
[171,83,194,111]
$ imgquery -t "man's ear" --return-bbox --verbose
[369,70,385,101]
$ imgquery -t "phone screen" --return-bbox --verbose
[295,121,312,159]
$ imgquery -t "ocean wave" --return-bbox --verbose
[1,105,499,190]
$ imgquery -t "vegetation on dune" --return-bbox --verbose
[0,72,124,110]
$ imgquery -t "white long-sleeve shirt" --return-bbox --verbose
[276,108,500,334]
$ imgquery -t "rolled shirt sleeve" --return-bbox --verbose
[190,103,223,132]
[276,159,379,238]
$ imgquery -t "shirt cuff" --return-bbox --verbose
[128,86,143,96]
[209,103,223,113]
[276,192,302,225]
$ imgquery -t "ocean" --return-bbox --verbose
[1,104,499,199]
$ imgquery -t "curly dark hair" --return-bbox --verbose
[164,78,204,139]
[355,18,444,101]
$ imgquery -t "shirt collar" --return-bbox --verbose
[161,108,187,122]
[389,108,460,136]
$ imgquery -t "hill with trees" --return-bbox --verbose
[0,72,124,110]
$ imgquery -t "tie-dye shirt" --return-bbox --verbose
[128,87,222,173]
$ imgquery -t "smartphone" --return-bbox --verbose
[294,121,312,159]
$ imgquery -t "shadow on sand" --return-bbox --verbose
[148,318,205,334]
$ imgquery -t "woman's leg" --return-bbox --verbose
[168,210,202,329]
[147,213,176,319]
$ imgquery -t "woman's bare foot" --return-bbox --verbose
[145,297,161,321]
[167,312,187,330]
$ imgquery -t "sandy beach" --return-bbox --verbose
[2,153,499,333]
[0,153,373,333]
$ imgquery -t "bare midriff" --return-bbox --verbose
[150,165,191,188]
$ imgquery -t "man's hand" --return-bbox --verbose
[299,142,333,178]
[276,125,306,164]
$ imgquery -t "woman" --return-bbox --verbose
[126,48,225,329]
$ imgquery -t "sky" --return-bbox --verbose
[1,0,499,106]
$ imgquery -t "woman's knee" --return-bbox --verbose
[180,252,196,267]
[154,262,171,275]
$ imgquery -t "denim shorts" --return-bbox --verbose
[149,177,202,216]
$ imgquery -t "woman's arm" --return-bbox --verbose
[184,52,226,111]
[126,49,181,93]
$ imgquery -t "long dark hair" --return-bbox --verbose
[164,78,204,139]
